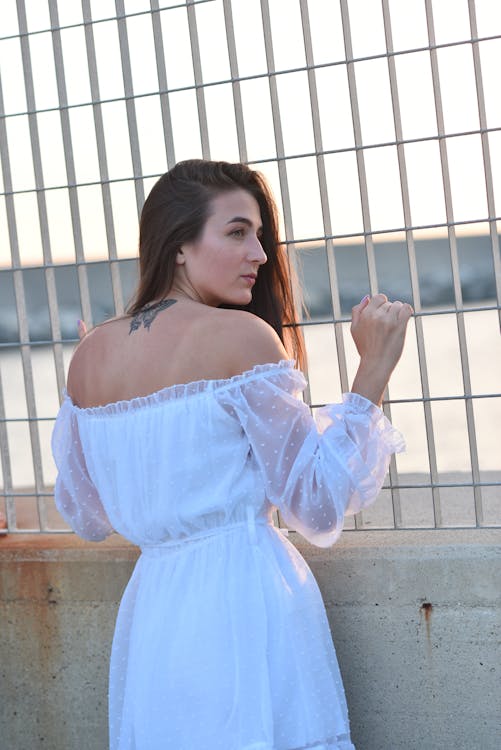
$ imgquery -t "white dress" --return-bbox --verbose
[51,359,404,750]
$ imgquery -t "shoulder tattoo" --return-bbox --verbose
[129,298,177,334]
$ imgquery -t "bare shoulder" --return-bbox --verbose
[66,318,127,400]
[208,309,289,376]
[65,305,290,405]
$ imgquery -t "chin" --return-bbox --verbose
[220,291,253,307]
[237,292,253,306]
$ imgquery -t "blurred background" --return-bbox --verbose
[0,0,500,532]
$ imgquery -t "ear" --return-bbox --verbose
[175,247,186,265]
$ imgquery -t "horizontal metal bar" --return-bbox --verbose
[4,52,501,131]
[2,186,501,243]
[244,125,501,161]
[0,529,74,535]
[381,481,500,490]
[343,524,501,532]
[312,392,500,409]
[3,395,500,422]
[288,305,501,322]
[3,124,501,190]
[0,0,217,42]
[2,479,499,501]
[3,257,131,272]
[1,524,499,536]
[1,23,498,69]
[0,417,57,424]
[0,302,499,350]
[1,492,55,498]
[3,243,499,277]
[3,395,501,422]
[276,218,501,246]
[381,393,501,405]
[30,484,501,495]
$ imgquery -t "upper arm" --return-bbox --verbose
[222,310,289,376]
[66,328,105,406]
[66,339,87,403]
[51,399,114,541]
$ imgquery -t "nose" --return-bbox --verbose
[248,235,267,265]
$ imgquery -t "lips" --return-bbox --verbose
[241,275,257,286]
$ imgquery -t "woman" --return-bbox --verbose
[52,159,412,750]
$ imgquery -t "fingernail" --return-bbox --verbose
[360,294,369,305]
[77,319,82,327]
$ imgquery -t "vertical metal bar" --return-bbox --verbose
[0,366,15,530]
[47,1,93,334]
[468,2,501,328]
[468,0,499,525]
[339,0,380,529]
[186,0,210,158]
[425,0,483,526]
[149,0,176,168]
[297,0,350,396]
[115,0,145,214]
[222,0,247,163]
[339,0,378,301]
[16,0,51,530]
[0,71,16,530]
[81,0,124,316]
[259,0,294,246]
[381,0,438,528]
[259,0,304,349]
[259,0,308,529]
[28,5,72,406]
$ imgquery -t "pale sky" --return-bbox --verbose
[1,0,501,266]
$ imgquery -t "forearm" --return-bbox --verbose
[350,358,392,407]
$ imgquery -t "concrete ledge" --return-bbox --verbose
[296,529,501,750]
[1,529,500,750]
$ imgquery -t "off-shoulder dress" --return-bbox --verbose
[51,359,404,750]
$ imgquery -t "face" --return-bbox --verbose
[173,189,268,306]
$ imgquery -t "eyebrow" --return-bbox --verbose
[226,216,263,231]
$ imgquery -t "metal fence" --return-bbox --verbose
[0,0,500,534]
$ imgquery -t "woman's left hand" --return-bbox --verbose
[350,293,413,405]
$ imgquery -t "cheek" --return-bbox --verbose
[215,249,242,274]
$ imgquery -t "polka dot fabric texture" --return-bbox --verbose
[51,359,405,750]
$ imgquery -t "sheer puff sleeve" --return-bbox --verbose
[219,361,405,548]
[51,396,114,541]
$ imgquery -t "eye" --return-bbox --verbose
[230,228,245,238]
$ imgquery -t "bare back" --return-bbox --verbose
[67,299,287,409]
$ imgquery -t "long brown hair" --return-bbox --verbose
[128,159,305,367]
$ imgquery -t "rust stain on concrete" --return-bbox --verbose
[420,601,433,649]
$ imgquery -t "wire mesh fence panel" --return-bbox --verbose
[0,0,499,533]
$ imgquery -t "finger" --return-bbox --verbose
[398,302,414,321]
[377,300,393,315]
[370,293,388,309]
[359,294,370,310]
[387,300,403,317]
[351,294,370,326]
[77,319,87,340]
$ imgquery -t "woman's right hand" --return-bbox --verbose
[349,293,413,406]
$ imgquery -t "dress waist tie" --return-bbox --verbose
[140,515,273,556]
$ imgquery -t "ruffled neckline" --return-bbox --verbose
[63,359,302,417]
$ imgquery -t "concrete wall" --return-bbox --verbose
[0,529,499,750]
